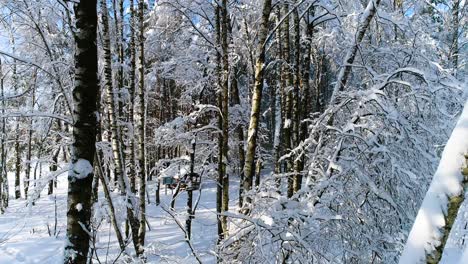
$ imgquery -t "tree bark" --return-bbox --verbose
[101,2,140,253]
[0,58,7,212]
[186,139,196,240]
[226,10,245,206]
[101,0,126,194]
[331,0,381,100]
[220,0,230,238]
[128,0,137,193]
[12,35,21,199]
[273,7,283,188]
[292,10,302,194]
[95,155,126,252]
[48,144,60,195]
[65,0,98,262]
[155,146,161,205]
[215,5,224,242]
[231,67,245,207]
[450,0,460,73]
[243,0,273,208]
[136,0,147,256]
[24,72,36,199]
[280,4,294,198]
[14,123,21,199]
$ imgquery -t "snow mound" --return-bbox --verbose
[70,159,93,179]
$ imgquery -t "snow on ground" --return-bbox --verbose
[400,99,468,264]
[0,170,239,263]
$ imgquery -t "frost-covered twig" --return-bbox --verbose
[160,205,204,264]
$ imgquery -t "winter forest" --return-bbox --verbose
[0,0,467,263]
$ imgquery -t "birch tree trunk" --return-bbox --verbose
[101,5,140,253]
[243,0,272,208]
[48,138,60,195]
[114,0,125,115]
[136,0,147,256]
[65,0,98,262]
[101,0,126,194]
[113,0,126,151]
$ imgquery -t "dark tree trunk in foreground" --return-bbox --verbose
[64,1,98,263]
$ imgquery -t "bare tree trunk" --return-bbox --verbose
[0,58,6,212]
[113,0,125,114]
[113,0,126,161]
[220,0,230,238]
[24,72,37,199]
[231,68,245,207]
[14,130,21,199]
[48,145,60,195]
[254,158,262,187]
[185,139,197,240]
[92,73,105,204]
[155,146,161,205]
[273,7,283,188]
[128,0,137,193]
[215,4,224,242]
[98,4,139,254]
[331,0,381,99]
[280,4,294,198]
[243,0,273,208]
[11,35,21,199]
[302,8,313,119]
[136,0,147,256]
[64,0,98,262]
[101,0,126,193]
[95,155,126,252]
[292,10,302,194]
[450,0,460,73]
[226,14,245,205]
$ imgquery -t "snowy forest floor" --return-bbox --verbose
[0,172,238,263]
